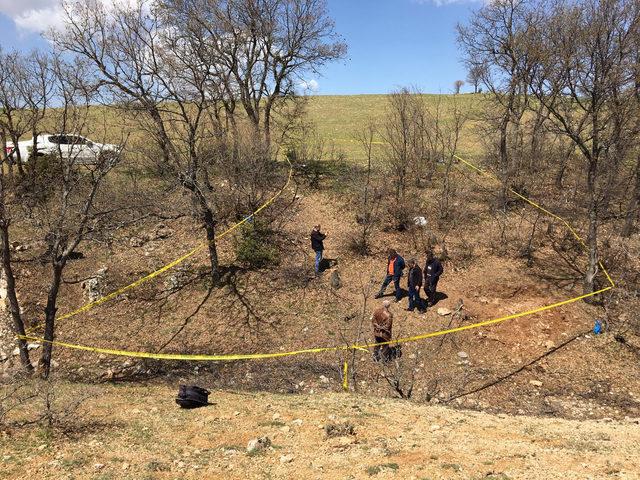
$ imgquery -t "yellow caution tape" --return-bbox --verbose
[343,361,349,391]
[18,155,614,361]
[17,285,611,361]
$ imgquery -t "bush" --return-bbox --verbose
[234,221,279,268]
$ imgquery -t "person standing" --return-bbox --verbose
[310,225,326,276]
[424,250,443,307]
[375,249,405,301]
[406,258,424,312]
[371,300,394,362]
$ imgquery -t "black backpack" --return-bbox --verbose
[175,385,210,409]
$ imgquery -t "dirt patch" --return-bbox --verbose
[1,383,638,480]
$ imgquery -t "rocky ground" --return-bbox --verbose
[1,382,639,480]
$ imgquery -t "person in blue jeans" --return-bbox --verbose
[310,225,326,276]
[375,249,405,301]
[406,258,424,312]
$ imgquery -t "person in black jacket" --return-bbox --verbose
[406,258,424,312]
[310,225,326,275]
[424,251,443,306]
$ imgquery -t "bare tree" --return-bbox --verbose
[466,63,485,94]
[17,51,53,185]
[457,0,532,210]
[522,0,640,295]
[34,56,122,378]
[0,49,31,177]
[0,157,32,372]
[435,97,468,220]
[351,123,382,254]
[54,0,229,281]
[381,88,430,229]
[453,79,465,94]
[168,0,347,147]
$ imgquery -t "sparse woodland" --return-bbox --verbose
[0,0,639,466]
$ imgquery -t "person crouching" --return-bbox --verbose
[371,300,394,362]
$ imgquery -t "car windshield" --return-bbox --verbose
[49,135,90,145]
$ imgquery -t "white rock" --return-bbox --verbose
[94,463,105,470]
[247,436,271,453]
[530,380,543,387]
[457,351,469,359]
[413,216,428,227]
[291,419,303,426]
[280,454,294,464]
[437,307,452,316]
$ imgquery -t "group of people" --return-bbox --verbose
[310,227,443,312]
[310,226,445,363]
[375,248,443,313]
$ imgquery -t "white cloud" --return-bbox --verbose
[0,0,140,34]
[13,5,66,34]
[299,79,320,92]
[0,0,54,17]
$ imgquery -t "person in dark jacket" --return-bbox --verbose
[375,249,405,301]
[424,251,443,306]
[406,258,424,312]
[310,225,326,275]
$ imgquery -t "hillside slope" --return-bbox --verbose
[1,383,639,480]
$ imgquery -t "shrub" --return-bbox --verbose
[235,221,279,268]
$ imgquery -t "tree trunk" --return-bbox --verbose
[0,131,7,176]
[41,262,63,379]
[10,135,24,177]
[555,146,572,190]
[202,205,219,284]
[622,155,639,237]
[583,158,599,297]
[29,128,38,184]
[0,223,32,371]
[0,166,31,371]
[499,112,510,211]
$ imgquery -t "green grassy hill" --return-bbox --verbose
[305,93,484,161]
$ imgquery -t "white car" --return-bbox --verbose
[5,134,121,165]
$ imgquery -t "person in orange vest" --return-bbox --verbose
[374,248,405,301]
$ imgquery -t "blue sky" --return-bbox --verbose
[0,0,481,95]
[321,0,479,94]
